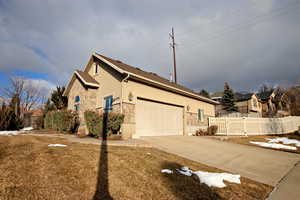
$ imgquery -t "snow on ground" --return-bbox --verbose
[0,127,34,136]
[0,131,19,136]
[266,137,300,147]
[48,144,67,147]
[161,169,173,174]
[193,171,241,188]
[22,127,34,131]
[164,166,241,188]
[250,141,297,150]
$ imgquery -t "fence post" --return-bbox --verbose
[243,117,247,136]
[225,118,228,136]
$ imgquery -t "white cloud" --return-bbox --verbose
[24,78,56,97]
[0,0,299,92]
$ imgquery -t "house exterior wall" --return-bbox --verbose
[122,79,216,137]
[67,78,98,129]
[67,57,216,138]
[87,60,123,109]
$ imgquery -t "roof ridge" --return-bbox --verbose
[94,52,218,105]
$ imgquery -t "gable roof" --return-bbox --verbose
[257,91,274,100]
[93,53,218,105]
[211,91,224,98]
[74,70,99,87]
[63,70,99,96]
[234,93,254,102]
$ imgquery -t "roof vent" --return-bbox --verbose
[135,67,141,70]
[115,60,122,63]
[150,72,157,76]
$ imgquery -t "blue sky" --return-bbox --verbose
[0,0,299,93]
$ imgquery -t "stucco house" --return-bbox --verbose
[63,52,219,139]
[212,92,262,117]
[257,91,276,117]
[234,93,262,116]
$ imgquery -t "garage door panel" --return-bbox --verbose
[136,99,183,136]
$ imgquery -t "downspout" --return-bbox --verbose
[120,73,130,114]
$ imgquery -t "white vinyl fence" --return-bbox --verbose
[209,116,300,136]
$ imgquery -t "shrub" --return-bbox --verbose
[195,129,207,136]
[194,125,218,136]
[108,112,125,134]
[84,111,103,137]
[207,125,218,135]
[0,103,23,131]
[44,110,79,133]
[84,111,125,137]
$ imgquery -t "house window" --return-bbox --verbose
[198,109,204,121]
[74,96,80,111]
[75,96,80,103]
[104,96,113,112]
[74,104,80,111]
[95,64,100,74]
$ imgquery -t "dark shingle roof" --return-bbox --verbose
[257,91,273,100]
[234,93,253,102]
[95,53,218,105]
[75,70,99,86]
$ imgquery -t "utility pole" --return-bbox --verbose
[169,27,177,84]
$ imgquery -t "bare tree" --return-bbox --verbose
[2,77,46,114]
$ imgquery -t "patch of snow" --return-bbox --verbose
[266,137,300,147]
[193,171,241,188]
[0,131,19,136]
[177,166,193,176]
[0,127,34,136]
[48,144,67,147]
[22,127,34,131]
[250,141,296,150]
[162,166,241,188]
[161,169,173,174]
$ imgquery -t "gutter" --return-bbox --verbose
[120,73,130,114]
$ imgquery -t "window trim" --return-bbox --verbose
[198,109,204,122]
[95,64,100,75]
[104,95,113,112]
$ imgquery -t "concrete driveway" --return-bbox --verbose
[141,136,300,186]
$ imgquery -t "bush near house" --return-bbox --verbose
[84,111,103,137]
[195,125,218,136]
[44,110,79,133]
[84,111,125,137]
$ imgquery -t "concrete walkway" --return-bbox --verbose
[26,133,152,148]
[141,136,300,187]
[268,162,300,200]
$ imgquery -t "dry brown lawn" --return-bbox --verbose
[225,133,300,154]
[0,135,272,200]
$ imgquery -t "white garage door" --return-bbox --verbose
[136,98,183,136]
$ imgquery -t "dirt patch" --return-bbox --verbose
[0,135,272,200]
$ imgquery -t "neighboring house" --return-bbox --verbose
[63,52,219,139]
[213,92,262,117]
[210,91,223,102]
[234,93,262,116]
[257,91,276,117]
[23,109,43,129]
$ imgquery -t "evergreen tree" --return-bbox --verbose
[50,86,68,110]
[44,99,56,113]
[199,89,210,98]
[222,82,238,112]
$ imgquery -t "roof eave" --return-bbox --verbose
[93,52,219,105]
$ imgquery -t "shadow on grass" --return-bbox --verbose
[93,113,113,200]
[161,162,223,200]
